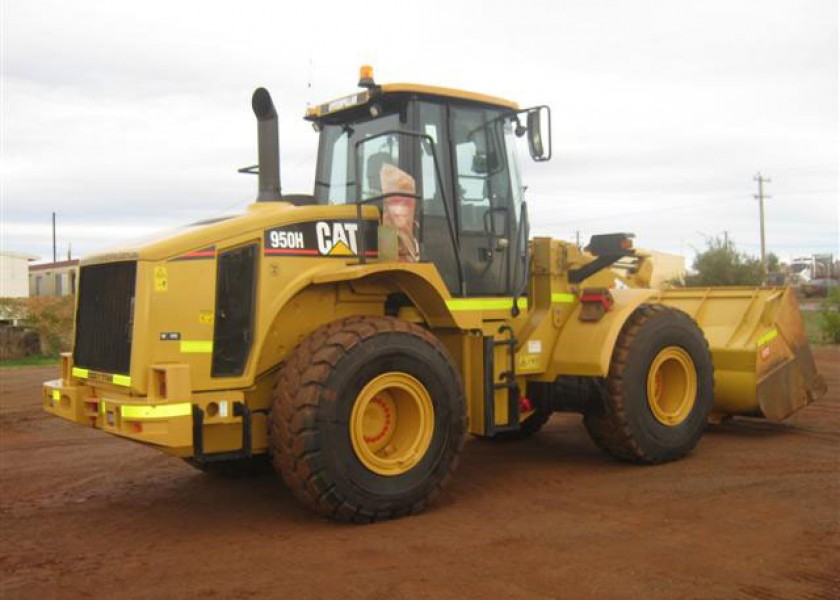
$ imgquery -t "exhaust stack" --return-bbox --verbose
[252,87,282,202]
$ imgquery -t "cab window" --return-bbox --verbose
[314,113,402,204]
[450,106,513,235]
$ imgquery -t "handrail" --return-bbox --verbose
[353,129,464,294]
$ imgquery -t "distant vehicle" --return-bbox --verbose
[764,272,786,286]
[800,278,839,298]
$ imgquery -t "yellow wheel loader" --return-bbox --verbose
[44,67,827,522]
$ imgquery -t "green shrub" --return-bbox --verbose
[819,287,840,344]
[0,296,75,356]
[684,237,764,287]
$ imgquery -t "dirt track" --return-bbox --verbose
[2,348,838,600]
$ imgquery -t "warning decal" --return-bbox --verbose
[154,267,168,292]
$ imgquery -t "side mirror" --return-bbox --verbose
[526,106,551,162]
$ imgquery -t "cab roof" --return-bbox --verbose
[305,82,519,121]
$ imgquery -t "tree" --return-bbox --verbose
[684,237,764,287]
[766,252,780,273]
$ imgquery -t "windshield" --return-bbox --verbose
[314,113,402,204]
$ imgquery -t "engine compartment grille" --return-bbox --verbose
[73,261,136,375]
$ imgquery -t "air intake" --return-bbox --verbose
[252,87,282,202]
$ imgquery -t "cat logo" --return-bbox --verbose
[316,221,359,256]
[263,219,377,258]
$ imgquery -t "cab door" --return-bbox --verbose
[449,104,516,296]
[411,100,461,294]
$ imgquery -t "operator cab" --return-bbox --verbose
[307,67,550,298]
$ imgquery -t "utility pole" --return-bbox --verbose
[52,212,57,263]
[575,230,581,248]
[753,173,771,270]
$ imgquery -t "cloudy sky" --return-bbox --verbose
[2,0,837,266]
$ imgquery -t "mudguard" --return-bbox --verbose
[552,288,659,377]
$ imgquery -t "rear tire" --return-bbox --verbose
[583,304,713,464]
[270,316,466,523]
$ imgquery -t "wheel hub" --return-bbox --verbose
[647,346,697,426]
[350,372,434,476]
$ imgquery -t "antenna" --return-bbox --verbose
[306,58,313,107]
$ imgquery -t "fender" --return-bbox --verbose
[550,288,660,378]
[311,263,468,328]
[253,262,467,378]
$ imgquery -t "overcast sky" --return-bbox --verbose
[2,0,837,266]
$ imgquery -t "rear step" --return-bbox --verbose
[192,402,253,463]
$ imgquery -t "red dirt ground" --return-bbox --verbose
[1,347,838,600]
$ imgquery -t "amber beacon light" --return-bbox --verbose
[358,65,375,88]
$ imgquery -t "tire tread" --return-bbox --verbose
[269,315,465,522]
[583,304,713,464]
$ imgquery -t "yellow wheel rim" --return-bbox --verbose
[646,347,697,427]
[349,372,435,476]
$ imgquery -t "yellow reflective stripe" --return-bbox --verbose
[72,366,131,387]
[445,298,528,311]
[112,374,132,387]
[551,293,576,303]
[120,403,192,420]
[51,389,60,401]
[181,340,213,354]
[757,329,779,347]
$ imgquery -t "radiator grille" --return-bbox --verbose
[73,261,136,375]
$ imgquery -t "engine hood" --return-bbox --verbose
[81,200,379,266]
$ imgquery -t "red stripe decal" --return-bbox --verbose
[171,246,216,261]
[265,248,320,255]
[264,249,379,257]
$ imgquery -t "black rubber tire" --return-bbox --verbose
[184,455,272,478]
[477,408,551,442]
[270,315,466,523]
[583,304,714,464]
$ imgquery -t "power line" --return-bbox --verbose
[534,193,753,227]
[758,164,838,173]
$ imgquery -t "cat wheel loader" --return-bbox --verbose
[44,67,827,522]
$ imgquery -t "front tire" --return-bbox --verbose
[270,316,466,522]
[583,304,714,464]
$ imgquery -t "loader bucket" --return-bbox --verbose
[659,287,827,421]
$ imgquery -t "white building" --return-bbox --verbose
[29,259,80,297]
[1,251,40,298]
